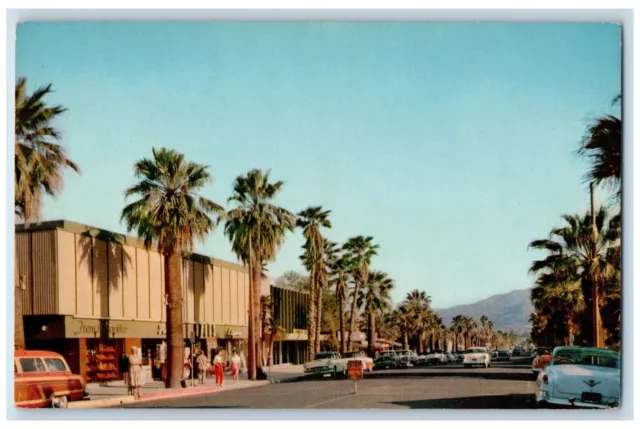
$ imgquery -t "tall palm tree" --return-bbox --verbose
[529,207,619,346]
[356,271,394,357]
[343,236,379,351]
[403,289,432,353]
[121,147,223,388]
[450,315,465,352]
[577,94,622,201]
[225,169,296,379]
[298,206,332,356]
[327,243,354,354]
[15,77,80,224]
[391,305,414,350]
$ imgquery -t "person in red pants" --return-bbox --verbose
[213,350,224,387]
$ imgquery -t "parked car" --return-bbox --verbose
[454,352,465,364]
[531,348,552,377]
[497,349,511,362]
[445,352,456,364]
[463,347,492,368]
[491,350,499,361]
[374,351,399,370]
[396,350,418,366]
[425,349,448,365]
[303,351,347,378]
[536,347,620,409]
[14,350,88,408]
[343,350,374,372]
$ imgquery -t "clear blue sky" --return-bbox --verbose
[16,22,621,308]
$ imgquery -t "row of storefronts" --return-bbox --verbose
[15,220,308,382]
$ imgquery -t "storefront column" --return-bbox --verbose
[279,341,283,365]
[78,338,88,382]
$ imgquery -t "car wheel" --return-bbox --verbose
[333,367,338,378]
[52,396,68,409]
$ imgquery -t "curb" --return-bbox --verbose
[70,381,271,408]
[269,375,307,384]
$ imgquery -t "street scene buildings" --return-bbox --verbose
[12,20,623,411]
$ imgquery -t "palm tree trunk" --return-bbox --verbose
[339,293,346,354]
[315,278,323,354]
[15,282,25,351]
[165,250,184,389]
[307,268,317,361]
[367,311,376,357]
[403,331,409,350]
[346,280,360,352]
[251,260,263,376]
[418,333,423,354]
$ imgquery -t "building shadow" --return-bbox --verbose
[365,368,536,382]
[78,228,132,323]
[384,393,538,409]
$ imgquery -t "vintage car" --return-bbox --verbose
[342,351,374,372]
[303,351,347,378]
[535,347,620,409]
[463,347,492,368]
[374,350,401,369]
[425,349,448,365]
[396,350,418,366]
[531,348,552,376]
[497,349,511,362]
[14,350,88,408]
[491,350,499,361]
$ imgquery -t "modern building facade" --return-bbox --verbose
[15,220,251,382]
[269,285,309,365]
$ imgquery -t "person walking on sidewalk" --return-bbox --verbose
[213,349,224,387]
[229,349,242,383]
[196,350,209,385]
[128,346,142,399]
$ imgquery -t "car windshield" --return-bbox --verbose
[467,349,486,354]
[44,358,67,372]
[314,353,336,360]
[553,351,620,369]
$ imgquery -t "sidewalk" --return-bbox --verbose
[69,364,305,408]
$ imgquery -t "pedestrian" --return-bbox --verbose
[229,349,242,383]
[213,348,224,387]
[128,346,142,399]
[196,350,209,385]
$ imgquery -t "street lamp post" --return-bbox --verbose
[590,182,602,348]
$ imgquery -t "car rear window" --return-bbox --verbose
[20,357,46,373]
[44,358,67,372]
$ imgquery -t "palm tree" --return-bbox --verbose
[15,77,80,224]
[356,271,394,357]
[450,315,465,352]
[391,305,414,350]
[343,236,379,351]
[529,207,619,346]
[225,169,296,379]
[121,147,223,388]
[462,317,477,349]
[403,289,432,353]
[297,206,332,356]
[577,94,622,201]
[327,243,354,354]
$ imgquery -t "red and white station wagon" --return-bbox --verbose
[14,350,88,408]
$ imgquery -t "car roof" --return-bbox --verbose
[552,346,619,357]
[14,350,65,359]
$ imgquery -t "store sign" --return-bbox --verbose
[65,317,165,339]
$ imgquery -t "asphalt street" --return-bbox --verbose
[119,361,541,409]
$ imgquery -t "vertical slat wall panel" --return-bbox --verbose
[15,233,33,315]
[56,230,76,315]
[31,230,56,314]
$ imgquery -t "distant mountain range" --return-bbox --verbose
[433,289,533,335]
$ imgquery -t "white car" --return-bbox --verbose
[342,350,374,372]
[536,347,620,409]
[463,347,491,368]
[425,349,448,365]
[303,351,347,378]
